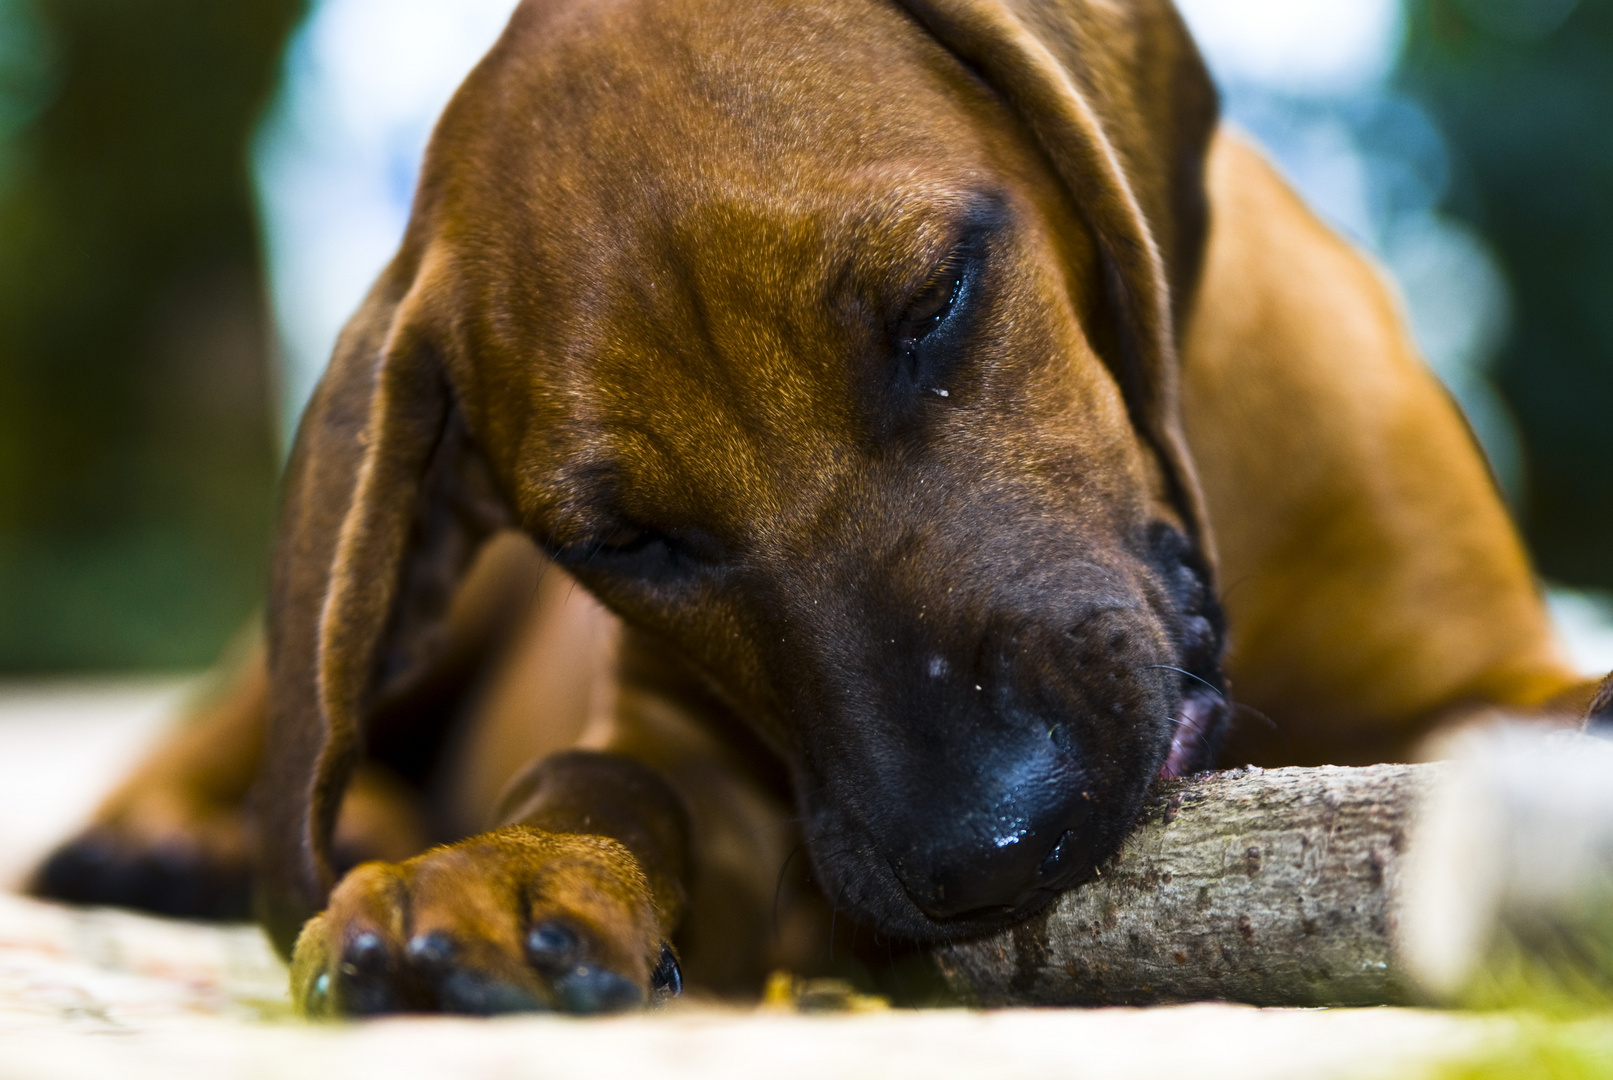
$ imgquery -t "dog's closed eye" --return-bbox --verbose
[550,522,727,585]
[886,215,998,407]
[895,250,968,355]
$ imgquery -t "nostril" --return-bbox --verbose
[1037,830,1076,885]
[1048,721,1075,756]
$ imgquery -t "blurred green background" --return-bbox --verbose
[0,0,304,671]
[0,0,1608,673]
[1401,0,1613,589]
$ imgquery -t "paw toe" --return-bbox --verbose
[336,931,415,1016]
[553,965,644,1014]
[399,932,546,1015]
[404,931,458,973]
[524,919,582,972]
[650,942,683,998]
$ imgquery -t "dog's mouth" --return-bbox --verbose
[1159,682,1229,778]
[1150,524,1231,779]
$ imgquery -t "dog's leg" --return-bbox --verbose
[288,625,807,1015]
[28,534,563,919]
[30,632,275,918]
[29,636,440,919]
[430,549,621,841]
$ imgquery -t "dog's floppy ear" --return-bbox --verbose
[895,0,1218,548]
[254,251,511,955]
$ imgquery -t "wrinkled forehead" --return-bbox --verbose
[489,0,984,176]
[411,0,1069,524]
[431,0,1014,269]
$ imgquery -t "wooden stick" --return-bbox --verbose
[933,764,1434,1007]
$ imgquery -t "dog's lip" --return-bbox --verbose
[917,887,1060,931]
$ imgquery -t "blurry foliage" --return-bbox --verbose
[0,0,305,671]
[1400,0,1613,589]
[1437,1018,1613,1080]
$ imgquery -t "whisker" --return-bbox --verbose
[772,841,808,939]
[1142,664,1225,699]
[1233,701,1280,733]
[745,813,812,841]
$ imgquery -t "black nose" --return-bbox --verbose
[891,790,1093,920]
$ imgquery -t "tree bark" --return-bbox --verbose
[933,764,1435,1007]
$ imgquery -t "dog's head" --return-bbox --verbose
[257,0,1222,948]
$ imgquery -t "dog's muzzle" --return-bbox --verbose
[787,524,1227,936]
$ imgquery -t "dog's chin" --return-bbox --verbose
[819,870,1067,945]
[910,887,1064,942]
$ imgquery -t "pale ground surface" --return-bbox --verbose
[0,679,1550,1079]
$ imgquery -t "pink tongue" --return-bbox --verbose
[1159,695,1215,778]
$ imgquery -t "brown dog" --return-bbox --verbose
[37,0,1602,1014]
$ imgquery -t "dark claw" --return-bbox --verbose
[326,930,465,1016]
[525,920,582,972]
[1587,674,1613,732]
[650,942,682,998]
[338,933,408,1016]
[341,931,391,975]
[402,932,547,1015]
[553,965,644,1014]
[306,971,333,1016]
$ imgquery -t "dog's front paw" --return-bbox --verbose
[291,827,682,1017]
